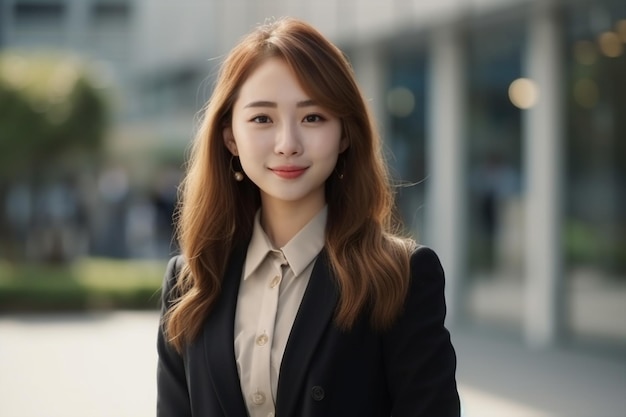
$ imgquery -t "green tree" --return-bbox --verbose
[0,52,109,261]
[0,52,107,178]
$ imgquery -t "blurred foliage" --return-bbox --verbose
[0,51,108,180]
[0,258,165,311]
[565,220,626,276]
[0,51,110,263]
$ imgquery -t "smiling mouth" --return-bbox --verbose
[270,167,308,179]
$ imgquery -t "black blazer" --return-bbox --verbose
[157,245,460,417]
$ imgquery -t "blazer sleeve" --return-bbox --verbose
[382,246,461,417]
[156,255,192,417]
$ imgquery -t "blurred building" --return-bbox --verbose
[1,0,624,349]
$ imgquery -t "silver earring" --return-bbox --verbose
[230,156,244,181]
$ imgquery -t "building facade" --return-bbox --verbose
[2,0,625,348]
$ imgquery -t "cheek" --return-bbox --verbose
[312,134,344,159]
[236,145,259,169]
[233,136,268,174]
[231,128,263,154]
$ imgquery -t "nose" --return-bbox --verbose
[274,121,302,156]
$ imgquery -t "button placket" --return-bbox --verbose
[246,253,285,416]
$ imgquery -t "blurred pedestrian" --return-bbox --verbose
[157,17,460,417]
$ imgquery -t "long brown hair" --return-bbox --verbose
[165,17,416,352]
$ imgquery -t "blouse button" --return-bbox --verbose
[269,275,281,288]
[252,391,266,405]
[256,333,269,346]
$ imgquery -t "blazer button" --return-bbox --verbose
[311,386,325,401]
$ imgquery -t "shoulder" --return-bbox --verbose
[409,246,444,279]
[161,255,187,308]
[164,255,186,285]
[405,245,446,303]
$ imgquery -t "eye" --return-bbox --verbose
[303,114,325,123]
[251,115,272,124]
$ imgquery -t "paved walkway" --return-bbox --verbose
[0,312,158,417]
[0,311,624,417]
[453,326,626,417]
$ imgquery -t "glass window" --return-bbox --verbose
[90,1,131,63]
[564,0,626,344]
[464,18,525,328]
[12,2,66,47]
[387,48,428,237]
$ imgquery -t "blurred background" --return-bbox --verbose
[0,0,624,416]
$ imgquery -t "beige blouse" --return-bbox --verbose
[234,206,327,417]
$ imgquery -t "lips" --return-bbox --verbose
[270,165,308,179]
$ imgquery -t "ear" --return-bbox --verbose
[223,127,238,155]
[339,136,349,153]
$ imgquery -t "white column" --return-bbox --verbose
[425,26,466,327]
[523,4,564,348]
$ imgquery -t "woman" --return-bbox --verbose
[157,17,460,417]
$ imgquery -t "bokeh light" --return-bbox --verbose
[616,19,626,43]
[597,31,623,57]
[573,78,599,108]
[508,78,539,109]
[386,86,415,117]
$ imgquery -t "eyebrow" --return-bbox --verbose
[243,99,317,109]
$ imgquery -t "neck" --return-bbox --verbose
[260,199,324,248]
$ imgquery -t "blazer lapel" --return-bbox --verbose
[276,249,339,415]
[202,245,249,417]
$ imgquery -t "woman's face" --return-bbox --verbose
[225,57,346,212]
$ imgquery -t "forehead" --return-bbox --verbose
[236,57,309,104]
